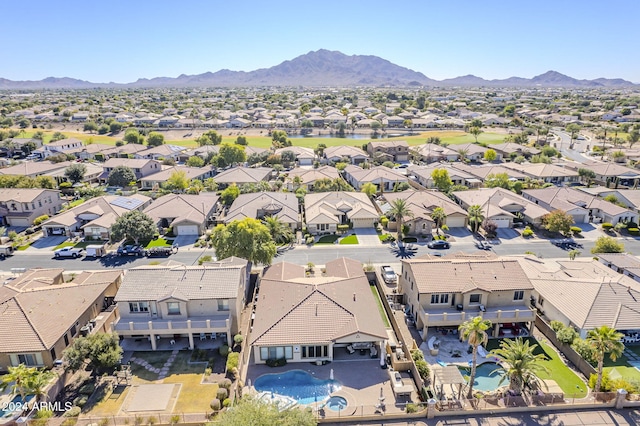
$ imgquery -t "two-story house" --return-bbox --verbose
[37,138,84,158]
[0,188,63,227]
[400,254,536,341]
[366,141,409,163]
[112,257,249,350]
[101,158,162,182]
[343,165,408,192]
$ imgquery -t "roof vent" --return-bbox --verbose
[353,293,356,301]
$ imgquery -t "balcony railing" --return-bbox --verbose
[418,305,535,327]
[112,316,229,334]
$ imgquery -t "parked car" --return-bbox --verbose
[54,246,84,258]
[380,265,397,284]
[117,244,145,256]
[427,240,450,249]
[145,246,177,257]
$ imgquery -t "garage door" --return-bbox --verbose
[9,218,31,227]
[446,217,466,228]
[351,219,374,228]
[571,214,587,223]
[176,225,199,235]
[492,218,511,228]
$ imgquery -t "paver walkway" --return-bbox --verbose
[129,349,179,382]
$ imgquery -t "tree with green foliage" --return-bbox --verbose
[36,175,56,189]
[219,143,246,165]
[83,122,98,133]
[164,170,189,192]
[566,123,581,146]
[431,207,446,234]
[578,168,596,187]
[64,163,87,184]
[203,178,218,192]
[215,396,316,426]
[109,122,123,133]
[146,131,165,147]
[187,179,204,194]
[459,316,492,398]
[271,130,291,148]
[431,168,453,193]
[388,198,414,242]
[196,130,222,146]
[107,165,136,187]
[483,148,497,161]
[98,124,110,135]
[110,210,156,245]
[124,129,144,144]
[0,365,55,403]
[186,155,205,167]
[50,132,66,142]
[469,126,483,143]
[361,182,377,198]
[263,216,294,245]
[543,210,574,236]
[220,184,240,206]
[502,105,516,117]
[591,236,624,254]
[235,136,248,145]
[467,205,484,233]
[63,332,123,373]
[586,326,624,393]
[491,338,550,395]
[484,173,511,189]
[211,218,277,265]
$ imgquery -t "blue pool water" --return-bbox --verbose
[0,394,34,420]
[325,396,348,411]
[254,369,342,405]
[458,362,509,392]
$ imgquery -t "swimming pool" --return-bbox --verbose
[0,394,34,422]
[458,362,509,392]
[325,396,347,411]
[254,369,341,405]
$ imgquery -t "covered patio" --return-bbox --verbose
[432,365,467,406]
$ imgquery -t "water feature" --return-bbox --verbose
[254,369,342,405]
[458,362,508,392]
[325,396,348,411]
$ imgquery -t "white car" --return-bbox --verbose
[54,247,84,258]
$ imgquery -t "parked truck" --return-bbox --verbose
[0,244,14,259]
[85,244,107,258]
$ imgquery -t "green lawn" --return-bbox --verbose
[339,235,359,245]
[485,337,587,398]
[145,237,174,248]
[53,241,75,250]
[369,285,391,328]
[316,234,339,244]
[603,349,640,382]
[16,242,32,251]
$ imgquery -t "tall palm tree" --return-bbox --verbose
[467,204,485,233]
[459,316,492,399]
[0,365,53,402]
[292,176,303,191]
[490,338,550,395]
[26,369,55,402]
[388,198,414,242]
[586,325,624,393]
[262,216,294,245]
[430,207,446,235]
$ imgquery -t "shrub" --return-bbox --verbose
[522,227,534,237]
[59,182,72,189]
[380,216,389,228]
[63,407,81,417]
[550,320,564,332]
[405,403,418,413]
[204,367,212,376]
[222,398,232,408]
[589,372,611,391]
[556,326,578,344]
[411,349,425,361]
[627,221,638,229]
[337,224,350,232]
[210,398,221,411]
[610,378,639,394]
[226,352,239,371]
[219,345,230,357]
[571,338,596,365]
[216,388,228,401]
[602,222,613,230]
[25,227,36,235]
[233,334,244,345]
[35,409,54,419]
[73,396,88,408]
[628,228,640,236]
[570,226,582,234]
[170,415,181,425]
[265,357,287,368]
[147,417,157,425]
[218,378,232,390]
[34,215,50,226]
[415,359,431,383]
[198,255,212,265]
[79,382,96,395]
[305,236,314,244]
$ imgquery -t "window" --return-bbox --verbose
[70,325,77,336]
[50,348,56,361]
[18,354,39,366]
[513,291,524,301]
[167,302,180,315]
[301,345,328,358]
[260,346,293,360]
[218,299,229,311]
[469,294,481,304]
[431,294,449,304]
[537,296,544,306]
[129,302,150,313]
[64,334,69,346]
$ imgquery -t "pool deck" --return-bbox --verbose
[246,358,419,417]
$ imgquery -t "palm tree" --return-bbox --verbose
[459,316,492,399]
[456,148,469,162]
[262,216,294,245]
[430,207,446,235]
[388,198,414,242]
[0,365,53,403]
[361,182,377,199]
[26,369,55,402]
[491,338,550,395]
[467,204,485,233]
[586,325,624,393]
[292,176,303,191]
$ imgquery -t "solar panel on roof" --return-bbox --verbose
[110,196,144,210]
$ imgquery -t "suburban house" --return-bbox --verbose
[565,161,640,187]
[366,140,410,163]
[101,144,148,159]
[41,194,152,239]
[577,188,640,214]
[304,192,378,234]
[139,165,216,190]
[453,188,551,228]
[0,268,122,371]
[343,165,408,191]
[275,146,315,166]
[70,143,113,161]
[213,166,272,189]
[503,163,579,184]
[521,187,638,224]
[522,257,640,338]
[454,143,497,162]
[143,193,220,236]
[285,166,340,191]
[400,254,537,341]
[37,138,84,158]
[250,258,387,364]
[409,143,459,164]
[0,188,63,227]
[490,143,540,160]
[0,138,42,157]
[225,192,299,229]
[323,145,370,165]
[101,158,162,182]
[597,253,640,283]
[0,160,74,179]
[453,164,529,183]
[382,190,468,235]
[112,257,249,350]
[134,144,187,161]
[408,164,481,189]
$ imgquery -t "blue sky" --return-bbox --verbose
[3,0,639,83]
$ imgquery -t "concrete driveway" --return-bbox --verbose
[353,228,382,246]
[171,235,199,249]
[28,236,69,251]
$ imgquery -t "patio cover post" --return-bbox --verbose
[150,334,157,350]
[188,333,194,349]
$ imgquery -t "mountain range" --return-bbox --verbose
[0,50,635,89]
